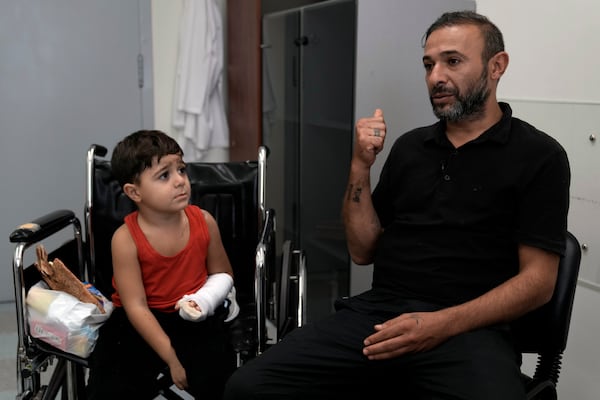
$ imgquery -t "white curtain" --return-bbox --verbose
[172,0,229,161]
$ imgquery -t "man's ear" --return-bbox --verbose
[123,183,141,203]
[489,51,509,80]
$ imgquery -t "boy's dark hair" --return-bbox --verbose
[111,130,183,187]
[423,10,505,62]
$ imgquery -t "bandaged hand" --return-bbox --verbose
[177,273,233,321]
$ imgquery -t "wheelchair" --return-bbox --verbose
[10,144,306,399]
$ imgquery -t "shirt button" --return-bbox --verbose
[444,174,451,181]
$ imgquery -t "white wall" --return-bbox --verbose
[151,0,181,134]
[477,0,598,102]
[477,1,600,398]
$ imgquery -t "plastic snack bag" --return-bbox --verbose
[26,281,113,358]
[34,244,106,313]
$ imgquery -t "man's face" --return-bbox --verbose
[422,24,491,122]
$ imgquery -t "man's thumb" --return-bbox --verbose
[374,108,383,118]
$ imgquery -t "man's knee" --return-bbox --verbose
[223,366,256,400]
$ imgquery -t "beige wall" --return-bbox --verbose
[151,0,228,162]
[477,0,598,102]
[151,0,181,135]
[477,2,600,399]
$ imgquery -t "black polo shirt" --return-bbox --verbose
[369,102,570,307]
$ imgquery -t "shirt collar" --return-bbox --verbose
[424,102,513,147]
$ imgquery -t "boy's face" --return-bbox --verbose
[125,153,191,212]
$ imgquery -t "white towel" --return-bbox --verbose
[172,0,229,160]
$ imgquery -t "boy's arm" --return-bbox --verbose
[176,210,236,322]
[111,225,187,389]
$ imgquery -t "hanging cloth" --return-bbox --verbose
[172,0,229,160]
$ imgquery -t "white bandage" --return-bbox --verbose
[178,273,233,321]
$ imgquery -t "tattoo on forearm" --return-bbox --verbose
[348,184,362,203]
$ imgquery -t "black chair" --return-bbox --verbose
[514,231,582,399]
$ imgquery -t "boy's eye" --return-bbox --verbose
[159,171,169,180]
[178,165,187,175]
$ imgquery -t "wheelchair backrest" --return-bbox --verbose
[85,145,261,306]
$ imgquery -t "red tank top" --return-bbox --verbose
[111,205,209,312]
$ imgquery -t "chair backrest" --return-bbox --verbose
[512,230,581,388]
[513,231,581,353]
[186,161,261,306]
[85,144,261,307]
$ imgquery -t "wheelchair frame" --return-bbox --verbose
[11,210,88,400]
[10,144,306,399]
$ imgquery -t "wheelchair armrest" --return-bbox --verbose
[255,208,276,355]
[276,243,307,340]
[293,248,307,328]
[10,209,78,244]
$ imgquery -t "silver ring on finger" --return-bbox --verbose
[373,128,380,137]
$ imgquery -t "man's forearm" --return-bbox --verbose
[439,255,559,337]
[342,167,381,265]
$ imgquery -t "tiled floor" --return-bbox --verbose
[0,302,18,400]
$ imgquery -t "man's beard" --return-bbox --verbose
[429,66,490,122]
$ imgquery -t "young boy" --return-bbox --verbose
[87,130,235,399]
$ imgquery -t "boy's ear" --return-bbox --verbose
[123,183,141,203]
